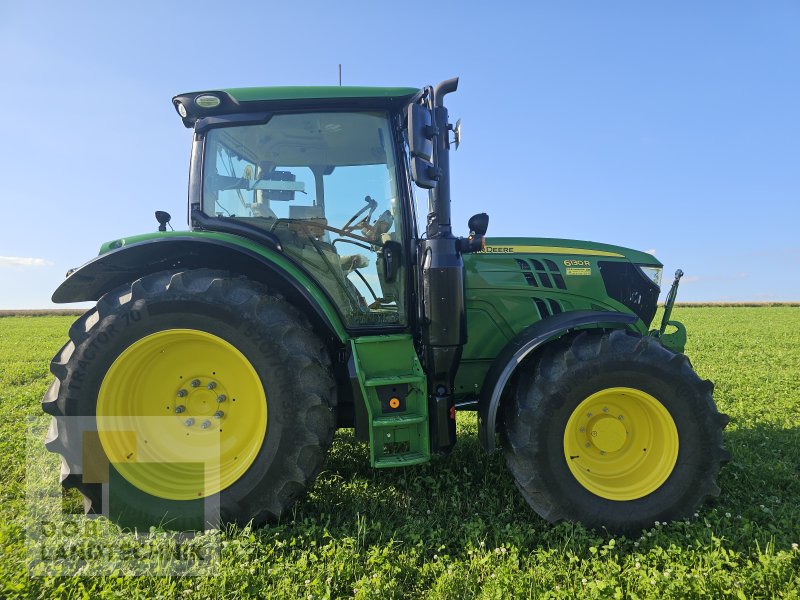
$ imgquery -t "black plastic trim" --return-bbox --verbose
[194,112,273,134]
[191,209,282,251]
[174,90,422,128]
[477,310,638,452]
[598,261,660,326]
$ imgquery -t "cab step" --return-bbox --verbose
[350,335,430,468]
[373,414,427,426]
[364,375,423,387]
[374,452,429,467]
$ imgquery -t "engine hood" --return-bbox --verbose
[461,236,663,335]
[477,237,661,266]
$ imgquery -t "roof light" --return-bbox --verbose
[195,94,221,108]
[176,102,187,118]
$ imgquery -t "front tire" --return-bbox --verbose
[502,329,729,534]
[42,269,336,529]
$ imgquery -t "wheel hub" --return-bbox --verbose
[589,416,627,453]
[174,377,228,429]
[97,329,267,500]
[563,387,679,501]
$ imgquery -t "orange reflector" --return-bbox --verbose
[389,397,400,409]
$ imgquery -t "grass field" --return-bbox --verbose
[1,308,798,598]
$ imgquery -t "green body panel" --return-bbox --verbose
[652,320,687,354]
[221,86,420,103]
[98,230,349,342]
[455,237,656,398]
[350,335,430,467]
[100,229,660,405]
[96,228,666,462]
[477,236,660,265]
[100,229,662,416]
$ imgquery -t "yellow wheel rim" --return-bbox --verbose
[563,387,678,501]
[97,329,267,500]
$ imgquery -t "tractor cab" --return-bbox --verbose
[174,87,423,330]
[199,111,406,327]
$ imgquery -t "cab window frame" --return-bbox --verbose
[192,108,416,332]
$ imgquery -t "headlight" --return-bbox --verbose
[637,265,663,288]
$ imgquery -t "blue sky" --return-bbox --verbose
[1,1,798,308]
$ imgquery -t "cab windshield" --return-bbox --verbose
[202,111,405,327]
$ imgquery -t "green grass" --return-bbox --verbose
[1,309,798,598]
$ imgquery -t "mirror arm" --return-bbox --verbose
[458,234,485,254]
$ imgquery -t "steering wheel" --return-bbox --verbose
[342,196,378,232]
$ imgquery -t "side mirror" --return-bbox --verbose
[408,103,434,162]
[408,103,438,189]
[410,156,439,189]
[468,212,489,236]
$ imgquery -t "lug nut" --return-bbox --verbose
[201,420,211,429]
[207,381,217,390]
[190,379,201,388]
[177,389,187,398]
[214,410,224,419]
[216,394,226,403]
[184,418,195,427]
[175,405,186,414]
[603,407,609,413]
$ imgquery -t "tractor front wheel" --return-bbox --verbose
[42,269,336,529]
[502,329,729,534]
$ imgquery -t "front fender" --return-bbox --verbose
[478,310,638,452]
[53,233,348,342]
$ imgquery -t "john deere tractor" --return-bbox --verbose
[43,78,728,533]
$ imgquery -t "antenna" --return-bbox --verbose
[338,64,342,86]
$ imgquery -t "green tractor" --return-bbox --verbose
[43,78,728,533]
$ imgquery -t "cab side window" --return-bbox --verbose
[202,112,406,328]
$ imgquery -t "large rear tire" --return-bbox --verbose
[502,329,729,534]
[42,269,336,529]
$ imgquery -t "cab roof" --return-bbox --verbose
[172,86,422,128]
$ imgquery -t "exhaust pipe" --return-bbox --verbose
[420,77,463,454]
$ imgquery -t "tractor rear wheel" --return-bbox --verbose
[42,269,336,529]
[502,329,729,534]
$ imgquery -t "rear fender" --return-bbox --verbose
[53,235,348,343]
[478,310,638,452]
